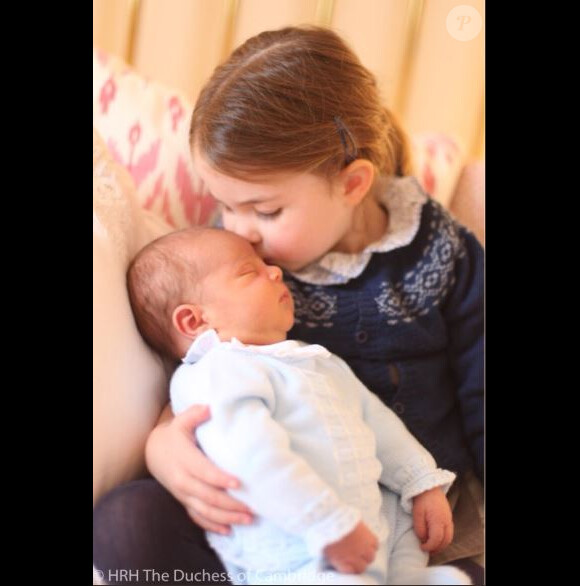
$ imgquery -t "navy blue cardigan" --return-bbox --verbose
[285,198,484,482]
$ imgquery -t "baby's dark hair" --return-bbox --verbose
[190,25,412,181]
[126,228,208,361]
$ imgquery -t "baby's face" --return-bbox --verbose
[198,232,294,345]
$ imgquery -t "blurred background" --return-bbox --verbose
[93,0,484,160]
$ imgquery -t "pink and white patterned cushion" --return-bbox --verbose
[411,132,464,209]
[93,48,464,227]
[93,48,217,230]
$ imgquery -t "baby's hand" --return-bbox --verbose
[323,521,378,574]
[412,487,454,554]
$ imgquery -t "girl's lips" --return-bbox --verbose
[279,290,291,303]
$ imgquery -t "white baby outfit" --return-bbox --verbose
[171,330,471,584]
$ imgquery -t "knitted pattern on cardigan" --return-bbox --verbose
[285,177,484,481]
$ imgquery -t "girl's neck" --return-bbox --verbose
[333,188,389,255]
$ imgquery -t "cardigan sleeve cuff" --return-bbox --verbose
[400,469,457,514]
[303,504,361,557]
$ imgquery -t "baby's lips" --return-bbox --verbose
[279,287,293,303]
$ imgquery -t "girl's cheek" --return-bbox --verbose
[262,229,280,251]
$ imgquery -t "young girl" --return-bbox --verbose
[93,26,483,584]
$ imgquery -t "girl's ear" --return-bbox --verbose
[337,159,375,207]
[172,304,208,340]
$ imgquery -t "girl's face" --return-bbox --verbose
[194,152,355,272]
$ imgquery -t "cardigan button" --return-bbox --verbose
[355,330,368,343]
[393,402,405,415]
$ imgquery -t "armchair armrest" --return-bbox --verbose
[449,162,485,246]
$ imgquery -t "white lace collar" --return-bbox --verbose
[183,329,331,364]
[288,176,427,285]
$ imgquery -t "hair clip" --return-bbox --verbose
[334,116,358,165]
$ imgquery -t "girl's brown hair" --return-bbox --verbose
[190,25,411,181]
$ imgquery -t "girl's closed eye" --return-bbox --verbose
[256,208,282,220]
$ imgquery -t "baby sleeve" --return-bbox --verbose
[361,388,456,512]
[327,355,456,514]
[171,349,361,556]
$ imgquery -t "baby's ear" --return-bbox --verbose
[339,159,375,206]
[172,304,207,339]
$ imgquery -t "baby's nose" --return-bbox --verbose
[267,265,283,281]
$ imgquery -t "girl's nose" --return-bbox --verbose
[267,265,283,281]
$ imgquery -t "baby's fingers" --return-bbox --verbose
[361,547,377,564]
[446,521,454,547]
[333,560,364,575]
[333,561,356,574]
[413,508,427,542]
[419,522,444,553]
[430,522,454,554]
[363,536,379,562]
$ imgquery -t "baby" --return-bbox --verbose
[127,227,471,585]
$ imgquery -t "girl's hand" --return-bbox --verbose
[412,487,454,554]
[145,403,254,535]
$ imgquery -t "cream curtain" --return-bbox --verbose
[93,0,484,159]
